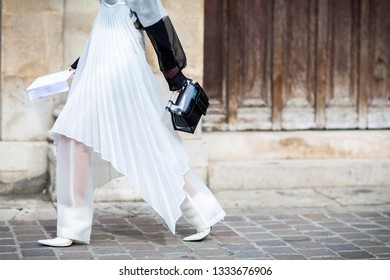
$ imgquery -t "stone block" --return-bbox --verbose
[204,130,390,161]
[1,0,65,141]
[209,159,390,190]
[0,141,48,194]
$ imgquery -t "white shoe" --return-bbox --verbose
[37,237,73,247]
[183,227,211,242]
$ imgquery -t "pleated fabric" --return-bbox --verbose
[52,0,190,234]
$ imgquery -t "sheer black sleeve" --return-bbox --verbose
[143,16,186,73]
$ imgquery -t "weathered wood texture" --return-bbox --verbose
[203,0,390,131]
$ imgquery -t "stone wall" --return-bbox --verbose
[0,0,65,194]
[0,0,207,196]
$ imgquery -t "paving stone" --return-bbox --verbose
[196,248,231,257]
[89,240,119,247]
[0,246,17,253]
[337,250,376,259]
[223,216,246,222]
[59,252,95,260]
[355,212,384,218]
[0,226,10,232]
[282,236,311,242]
[314,237,348,244]
[302,214,329,219]
[376,236,390,242]
[160,252,199,260]
[19,242,43,249]
[233,226,264,233]
[319,222,346,227]
[226,221,258,228]
[339,232,372,240]
[98,218,130,225]
[325,244,361,252]
[91,233,118,241]
[213,236,249,244]
[293,224,324,231]
[352,240,386,247]
[280,219,313,225]
[269,229,302,236]
[262,223,292,230]
[233,250,270,259]
[328,227,361,234]
[16,235,48,242]
[91,246,126,255]
[375,253,390,259]
[212,230,240,237]
[273,254,307,260]
[152,238,183,246]
[56,245,90,252]
[299,248,338,257]
[363,246,390,255]
[224,244,258,251]
[274,214,302,220]
[329,213,357,219]
[373,219,390,226]
[121,243,156,251]
[351,223,381,229]
[0,239,14,246]
[304,230,336,237]
[185,241,221,250]
[263,246,299,255]
[21,249,55,257]
[24,256,58,260]
[96,254,132,260]
[0,254,19,260]
[129,250,165,259]
[115,235,149,243]
[243,232,277,241]
[13,228,45,235]
[365,229,390,236]
[307,256,341,260]
[288,241,325,250]
[246,215,273,222]
[8,221,38,226]
[0,232,13,238]
[38,219,57,226]
[255,240,287,247]
[158,245,192,254]
[109,229,144,236]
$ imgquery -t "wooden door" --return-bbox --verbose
[203,0,390,131]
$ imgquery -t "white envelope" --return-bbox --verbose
[26,70,74,100]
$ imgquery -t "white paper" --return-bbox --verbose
[26,70,74,100]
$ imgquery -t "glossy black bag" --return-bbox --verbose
[165,79,209,134]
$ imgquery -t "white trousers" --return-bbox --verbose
[55,136,225,244]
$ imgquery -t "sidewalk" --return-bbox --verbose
[0,186,390,260]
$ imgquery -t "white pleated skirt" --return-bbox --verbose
[52,3,190,234]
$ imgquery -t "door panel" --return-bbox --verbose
[363,0,390,128]
[203,0,390,131]
[274,0,317,129]
[318,0,360,129]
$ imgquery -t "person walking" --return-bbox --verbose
[37,0,225,247]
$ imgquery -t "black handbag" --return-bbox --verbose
[165,79,209,134]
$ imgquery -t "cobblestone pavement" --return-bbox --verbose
[0,193,390,260]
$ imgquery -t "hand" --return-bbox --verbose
[163,66,187,91]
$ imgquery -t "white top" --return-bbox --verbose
[102,0,126,6]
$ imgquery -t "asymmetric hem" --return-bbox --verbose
[52,1,190,234]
